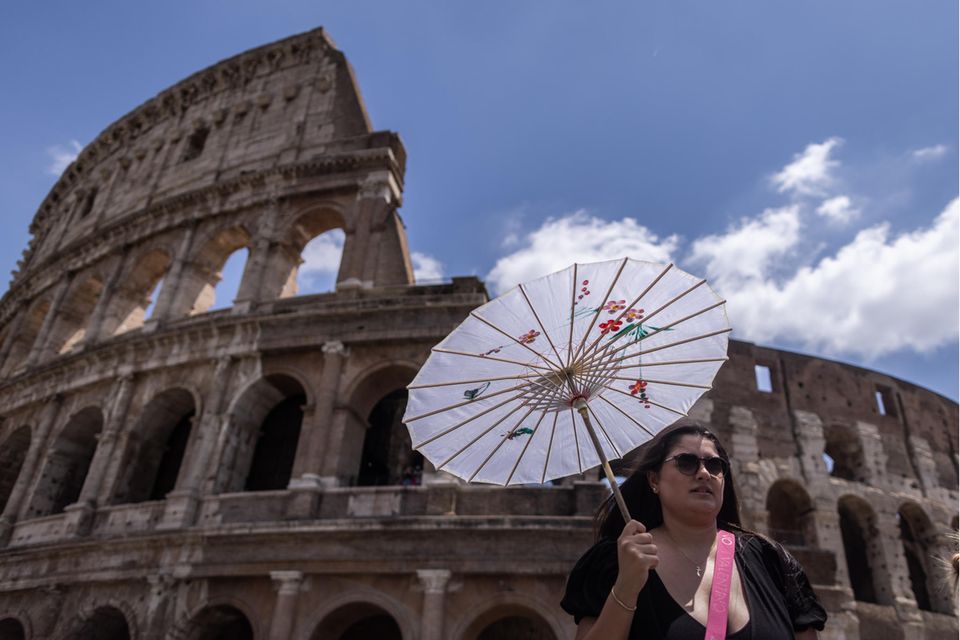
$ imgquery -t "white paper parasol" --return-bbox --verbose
[403,258,730,520]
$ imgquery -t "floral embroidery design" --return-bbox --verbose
[624,308,644,321]
[598,319,623,335]
[503,426,535,440]
[602,299,626,314]
[463,381,491,400]
[629,379,651,409]
[517,329,541,344]
[574,280,591,306]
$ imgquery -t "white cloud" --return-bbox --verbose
[300,230,345,275]
[771,137,842,196]
[485,211,679,294]
[46,140,83,176]
[709,199,959,359]
[412,252,444,282]
[296,230,344,294]
[911,144,948,161]
[816,195,860,224]
[688,206,802,289]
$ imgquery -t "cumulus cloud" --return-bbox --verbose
[704,199,959,359]
[485,211,679,294]
[688,206,802,289]
[816,195,860,225]
[412,252,444,282]
[771,137,842,196]
[46,140,83,176]
[297,230,344,293]
[911,144,948,161]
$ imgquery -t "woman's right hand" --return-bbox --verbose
[614,519,658,600]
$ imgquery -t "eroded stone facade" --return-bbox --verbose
[0,28,956,640]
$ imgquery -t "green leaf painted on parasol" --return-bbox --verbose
[463,381,491,400]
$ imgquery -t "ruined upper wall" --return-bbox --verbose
[9,27,394,291]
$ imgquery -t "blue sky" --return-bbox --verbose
[1,1,957,400]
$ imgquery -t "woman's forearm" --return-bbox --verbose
[575,588,638,640]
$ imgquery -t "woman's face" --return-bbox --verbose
[648,434,725,522]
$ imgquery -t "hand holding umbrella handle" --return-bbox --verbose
[572,398,631,523]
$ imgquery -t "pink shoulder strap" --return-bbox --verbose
[704,529,736,640]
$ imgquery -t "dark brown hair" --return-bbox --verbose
[594,420,743,541]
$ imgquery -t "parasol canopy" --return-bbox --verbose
[403,258,730,498]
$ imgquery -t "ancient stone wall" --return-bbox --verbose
[0,28,956,640]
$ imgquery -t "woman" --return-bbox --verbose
[561,421,827,639]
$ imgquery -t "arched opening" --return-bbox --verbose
[27,407,103,518]
[0,617,26,640]
[295,230,345,295]
[49,274,105,355]
[185,605,253,640]
[311,602,402,640]
[178,226,252,316]
[277,208,346,298]
[766,479,817,547]
[464,605,558,640]
[838,495,889,605]
[113,388,195,505]
[218,375,306,493]
[899,502,952,614]
[0,426,31,514]
[357,389,422,487]
[103,249,172,336]
[0,298,50,375]
[823,423,867,482]
[64,606,130,640]
[208,248,248,312]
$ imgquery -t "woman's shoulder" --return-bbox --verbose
[561,537,619,623]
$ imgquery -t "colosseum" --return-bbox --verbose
[0,28,956,640]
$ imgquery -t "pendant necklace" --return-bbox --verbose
[661,528,710,578]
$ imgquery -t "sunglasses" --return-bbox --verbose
[663,453,728,477]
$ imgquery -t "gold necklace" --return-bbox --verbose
[660,528,712,578]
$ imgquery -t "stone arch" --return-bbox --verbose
[838,494,891,605]
[63,605,132,640]
[765,478,817,547]
[112,387,197,504]
[0,296,49,375]
[178,225,253,316]
[346,362,420,486]
[178,602,255,640]
[898,501,952,614]
[26,406,103,518]
[46,272,106,355]
[0,616,27,640]
[307,591,416,640]
[0,426,31,514]
[453,594,565,640]
[275,204,348,298]
[822,422,868,482]
[218,373,308,493]
[102,247,173,336]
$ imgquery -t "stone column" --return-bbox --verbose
[417,569,451,640]
[233,237,272,312]
[150,223,197,325]
[300,341,348,486]
[159,356,234,529]
[339,175,396,289]
[876,517,924,633]
[0,306,29,371]
[65,375,136,536]
[0,395,64,544]
[84,251,127,344]
[268,571,305,640]
[25,274,74,366]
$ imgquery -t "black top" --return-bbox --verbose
[561,532,827,639]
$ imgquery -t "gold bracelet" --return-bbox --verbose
[610,585,637,612]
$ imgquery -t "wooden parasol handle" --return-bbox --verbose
[573,399,631,524]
